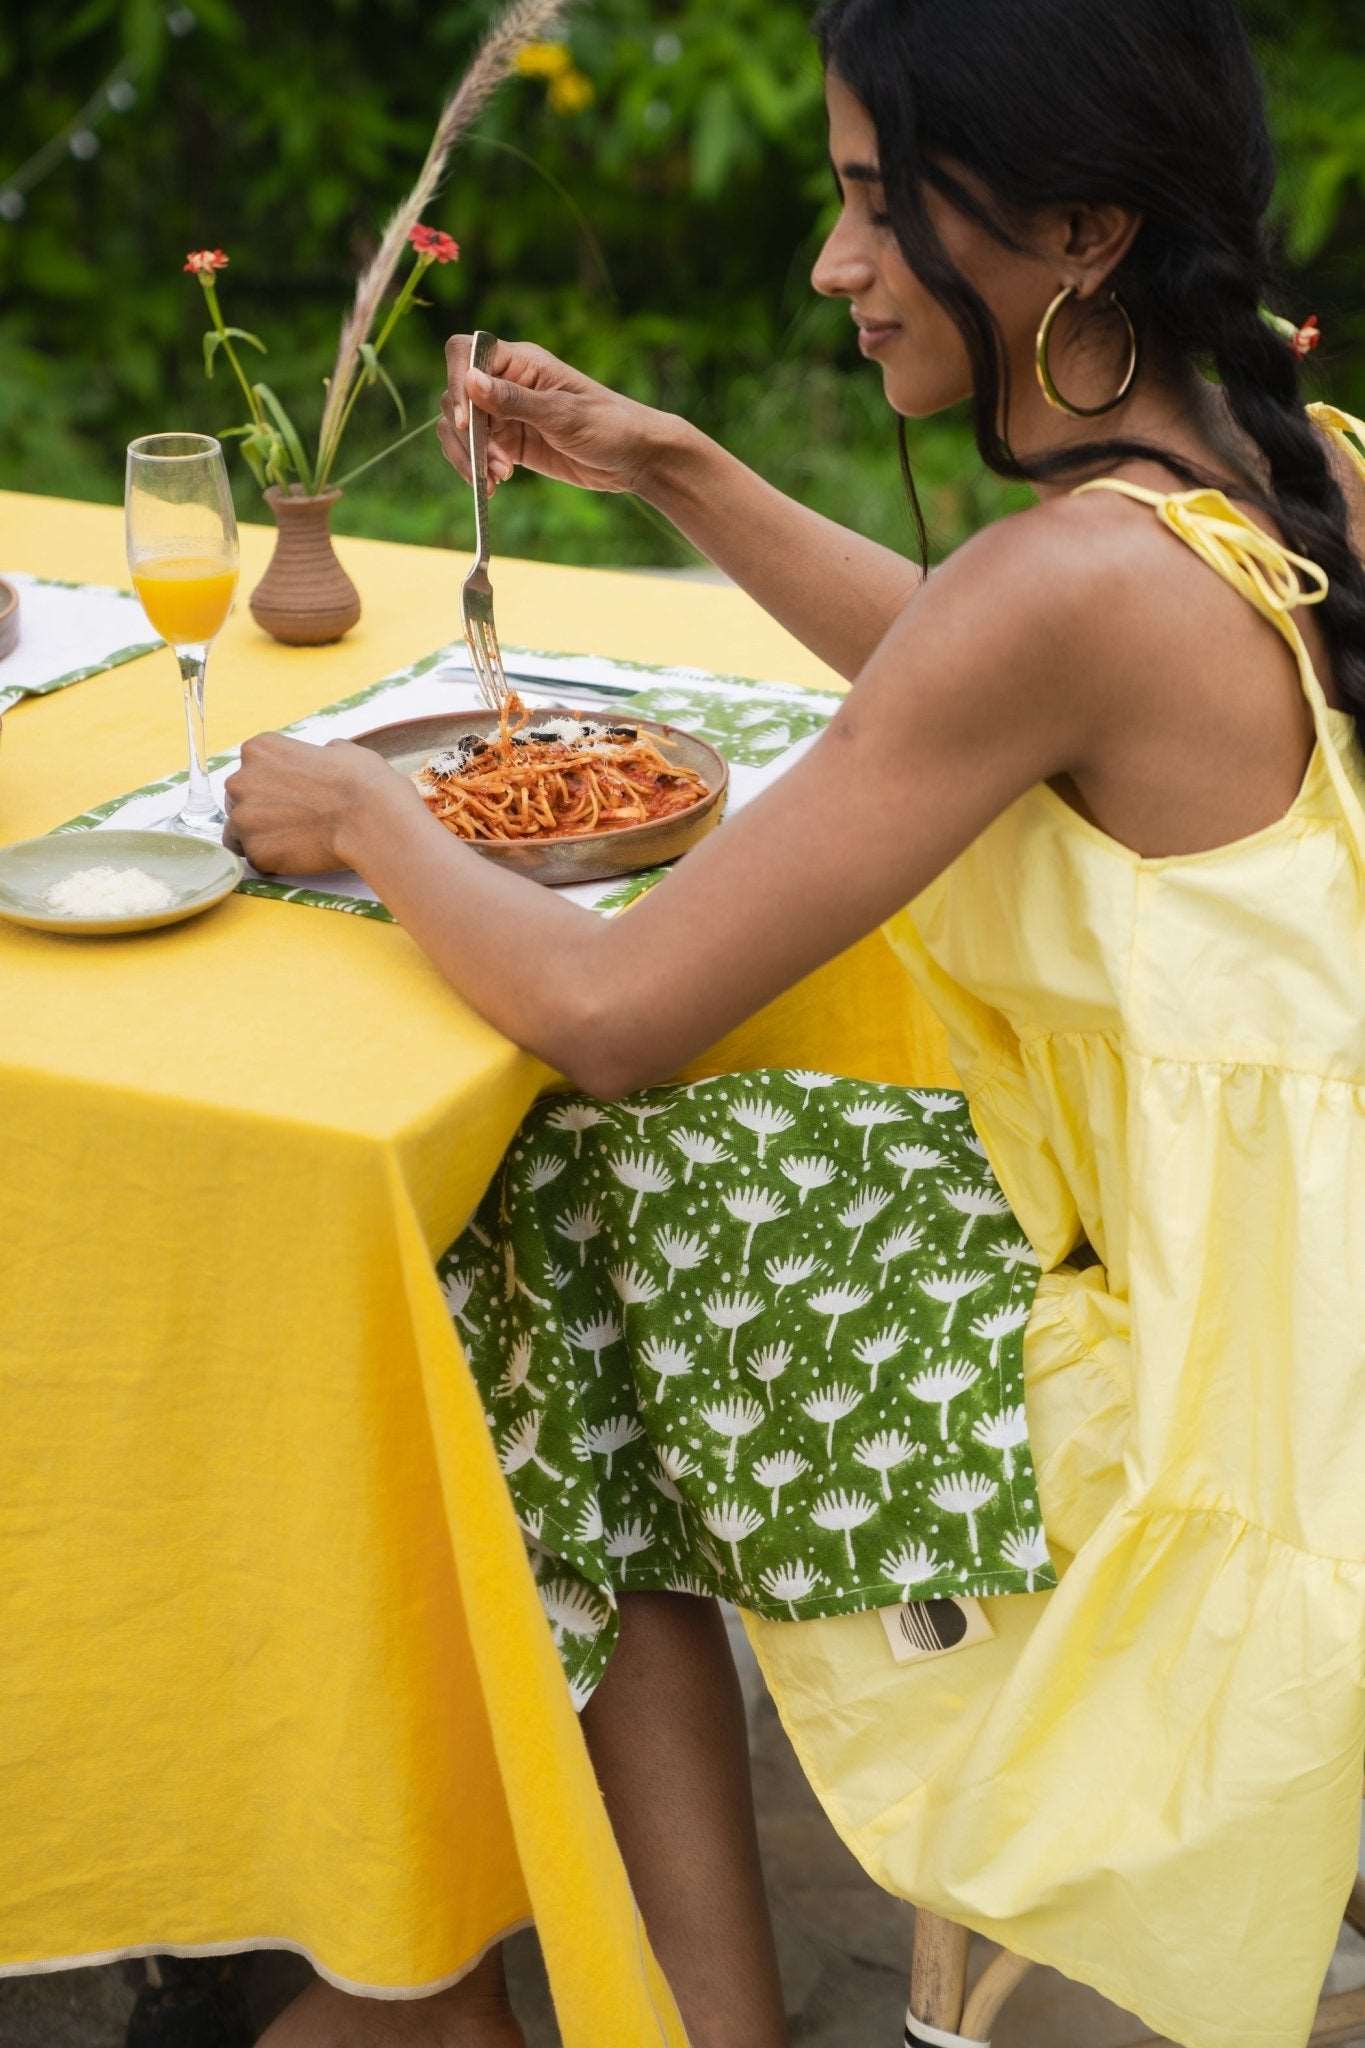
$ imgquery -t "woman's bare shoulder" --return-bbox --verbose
[940,478,1198,617]
[929,484,1203,705]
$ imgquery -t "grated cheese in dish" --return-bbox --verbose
[43,866,176,918]
[534,716,600,745]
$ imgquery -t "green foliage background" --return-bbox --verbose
[1,0,1362,569]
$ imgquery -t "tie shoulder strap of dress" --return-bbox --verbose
[1071,405,1365,873]
[1068,395,1365,638]
[1070,474,1329,644]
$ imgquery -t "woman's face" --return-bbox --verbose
[812,70,1060,420]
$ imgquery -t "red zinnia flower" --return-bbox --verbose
[408,223,460,264]
[183,248,229,275]
[1291,313,1321,359]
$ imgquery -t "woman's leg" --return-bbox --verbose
[582,1590,788,2048]
[256,1594,780,2048]
[255,1949,524,2047]
[257,1597,783,2048]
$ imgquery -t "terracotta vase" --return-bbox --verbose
[249,486,361,646]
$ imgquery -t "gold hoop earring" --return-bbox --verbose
[1035,284,1140,418]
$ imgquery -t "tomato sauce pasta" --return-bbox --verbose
[412,693,710,842]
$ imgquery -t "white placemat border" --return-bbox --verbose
[0,570,160,710]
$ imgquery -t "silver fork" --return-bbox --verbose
[461,328,510,712]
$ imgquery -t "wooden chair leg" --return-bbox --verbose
[908,1912,972,2041]
[962,1949,1037,2039]
[907,1912,1036,2045]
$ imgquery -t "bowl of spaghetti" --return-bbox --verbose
[352,693,729,885]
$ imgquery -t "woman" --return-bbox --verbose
[240,1,1365,2044]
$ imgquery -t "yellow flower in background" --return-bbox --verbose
[549,66,595,115]
[516,39,573,78]
[514,37,593,115]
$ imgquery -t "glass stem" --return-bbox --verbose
[176,644,217,816]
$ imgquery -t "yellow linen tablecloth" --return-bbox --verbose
[0,490,956,2041]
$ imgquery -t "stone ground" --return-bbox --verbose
[3,1619,1363,2047]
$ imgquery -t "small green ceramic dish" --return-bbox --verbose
[0,828,243,936]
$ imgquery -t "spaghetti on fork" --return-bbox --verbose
[413,692,711,843]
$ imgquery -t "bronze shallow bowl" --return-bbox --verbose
[351,705,729,887]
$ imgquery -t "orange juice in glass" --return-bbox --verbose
[131,556,238,646]
[125,433,239,838]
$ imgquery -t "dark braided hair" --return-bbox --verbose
[813,0,1365,735]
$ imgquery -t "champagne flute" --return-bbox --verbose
[125,433,239,838]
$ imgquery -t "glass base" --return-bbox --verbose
[168,802,227,841]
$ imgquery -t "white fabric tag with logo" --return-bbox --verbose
[878,1595,994,1664]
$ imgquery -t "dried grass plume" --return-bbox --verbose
[317,0,570,478]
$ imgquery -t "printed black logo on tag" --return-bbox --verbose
[897,1598,969,1652]
[878,1595,994,1664]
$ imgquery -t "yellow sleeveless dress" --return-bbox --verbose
[744,406,1365,2048]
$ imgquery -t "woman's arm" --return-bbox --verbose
[226,502,1110,1098]
[439,336,922,681]
[636,416,924,681]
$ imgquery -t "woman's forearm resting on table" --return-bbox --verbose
[638,415,924,682]
[335,765,852,1102]
[336,774,640,1097]
[219,733,618,1083]
[336,770,816,1103]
